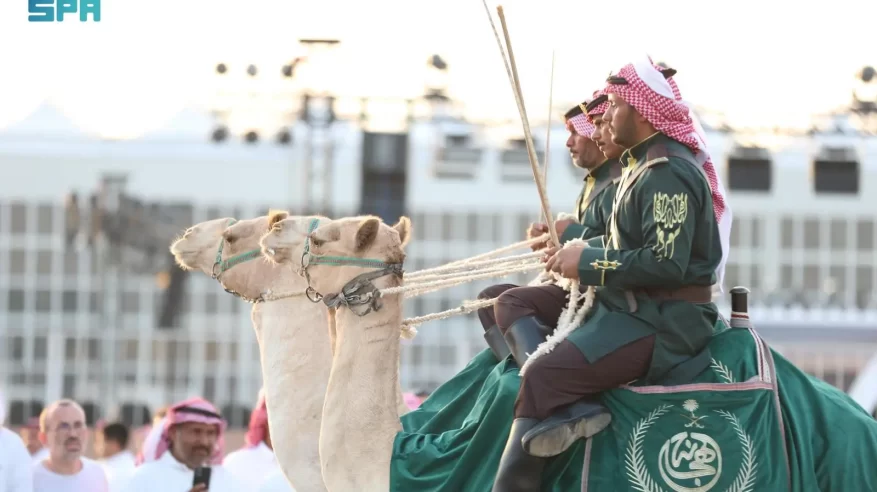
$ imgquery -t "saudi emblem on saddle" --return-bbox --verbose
[583,321,788,492]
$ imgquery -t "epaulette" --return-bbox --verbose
[643,142,671,162]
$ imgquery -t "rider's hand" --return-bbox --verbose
[544,244,584,280]
[527,223,549,251]
[188,485,208,492]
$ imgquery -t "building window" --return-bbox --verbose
[10,336,24,361]
[90,292,102,313]
[8,289,25,312]
[122,292,140,313]
[9,249,26,275]
[204,293,218,313]
[36,251,53,275]
[857,220,874,251]
[441,213,454,241]
[34,336,48,360]
[37,204,54,235]
[62,291,78,312]
[10,202,28,233]
[780,265,794,290]
[813,157,859,194]
[63,251,79,276]
[727,155,772,192]
[803,265,820,291]
[780,217,795,249]
[730,217,742,247]
[803,219,820,250]
[36,290,52,312]
[750,217,762,248]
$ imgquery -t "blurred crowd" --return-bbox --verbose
[0,390,429,492]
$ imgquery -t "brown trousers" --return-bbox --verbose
[477,283,655,420]
[476,283,568,334]
[515,335,655,419]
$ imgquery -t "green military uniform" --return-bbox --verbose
[560,158,621,244]
[567,132,723,384]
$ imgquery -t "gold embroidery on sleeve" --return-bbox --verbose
[652,192,688,260]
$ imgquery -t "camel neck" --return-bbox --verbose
[319,298,403,487]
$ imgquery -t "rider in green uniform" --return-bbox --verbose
[491,60,732,492]
[476,99,622,362]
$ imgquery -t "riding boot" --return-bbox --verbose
[522,399,612,457]
[491,418,545,492]
[484,324,512,362]
[502,315,553,365]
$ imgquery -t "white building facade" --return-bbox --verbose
[3,104,877,427]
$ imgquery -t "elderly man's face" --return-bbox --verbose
[171,421,218,469]
[41,405,87,461]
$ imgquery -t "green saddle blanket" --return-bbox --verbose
[393,319,877,491]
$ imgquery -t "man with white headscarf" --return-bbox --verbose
[492,59,731,492]
[122,397,243,492]
[0,389,33,492]
[222,391,283,487]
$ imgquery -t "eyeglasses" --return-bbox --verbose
[52,421,85,433]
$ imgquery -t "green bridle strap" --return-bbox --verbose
[301,218,399,271]
[211,218,262,279]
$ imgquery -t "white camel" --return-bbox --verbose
[170,213,410,492]
[260,215,412,492]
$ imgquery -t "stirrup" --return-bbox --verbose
[521,400,611,457]
[484,325,511,361]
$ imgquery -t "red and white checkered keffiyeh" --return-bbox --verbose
[566,111,595,140]
[586,89,609,119]
[605,57,733,291]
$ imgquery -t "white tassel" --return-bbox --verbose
[520,239,595,376]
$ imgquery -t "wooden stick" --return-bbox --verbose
[495,5,559,247]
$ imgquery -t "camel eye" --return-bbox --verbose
[311,236,325,247]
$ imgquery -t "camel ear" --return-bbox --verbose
[393,216,411,247]
[354,217,381,252]
[268,210,289,230]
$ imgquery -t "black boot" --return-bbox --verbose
[492,418,546,492]
[521,399,612,457]
[484,324,512,361]
[503,315,553,365]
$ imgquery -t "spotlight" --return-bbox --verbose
[276,129,292,145]
[244,131,259,144]
[216,63,227,75]
[428,54,448,71]
[211,126,228,143]
[247,64,258,77]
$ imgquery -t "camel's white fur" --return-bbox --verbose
[260,215,411,491]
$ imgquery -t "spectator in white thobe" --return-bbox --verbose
[96,422,136,492]
[223,391,282,485]
[122,397,242,492]
[0,389,33,492]
[32,399,109,492]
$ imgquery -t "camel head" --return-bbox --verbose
[262,215,412,308]
[260,212,334,270]
[170,217,237,274]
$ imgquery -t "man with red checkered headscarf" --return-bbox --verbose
[124,397,244,492]
[474,99,621,364]
[491,60,729,492]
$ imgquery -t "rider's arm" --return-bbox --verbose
[575,162,705,289]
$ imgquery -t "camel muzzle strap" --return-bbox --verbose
[320,264,404,316]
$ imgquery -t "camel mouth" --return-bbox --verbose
[172,251,200,271]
